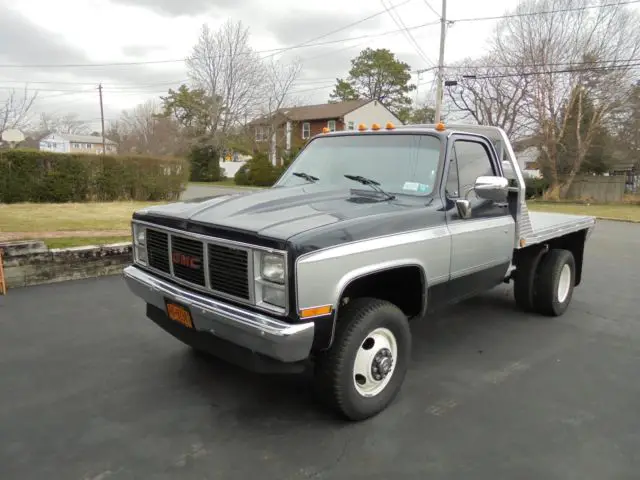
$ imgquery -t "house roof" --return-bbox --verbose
[45,133,117,145]
[251,99,372,125]
[281,99,371,121]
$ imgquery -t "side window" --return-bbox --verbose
[446,140,495,199]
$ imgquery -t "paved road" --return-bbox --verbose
[1,221,639,479]
[181,184,256,201]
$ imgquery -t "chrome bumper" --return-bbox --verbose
[123,265,314,363]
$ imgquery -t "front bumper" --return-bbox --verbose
[123,265,314,363]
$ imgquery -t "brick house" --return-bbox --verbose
[250,99,401,164]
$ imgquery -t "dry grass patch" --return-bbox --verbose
[528,202,640,222]
[0,202,160,232]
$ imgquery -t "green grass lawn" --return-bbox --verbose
[0,201,159,232]
[44,236,131,249]
[528,201,640,222]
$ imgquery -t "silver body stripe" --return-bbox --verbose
[295,216,516,311]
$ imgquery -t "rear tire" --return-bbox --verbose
[513,249,545,312]
[314,298,411,421]
[533,249,576,317]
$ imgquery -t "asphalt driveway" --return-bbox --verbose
[1,220,639,479]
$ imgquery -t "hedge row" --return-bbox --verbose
[0,149,189,203]
[234,150,297,187]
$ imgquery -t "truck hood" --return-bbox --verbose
[137,185,425,240]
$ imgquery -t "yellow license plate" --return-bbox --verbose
[166,301,194,329]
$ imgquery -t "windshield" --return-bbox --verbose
[276,134,442,196]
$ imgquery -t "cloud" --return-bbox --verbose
[108,0,248,16]
[0,7,90,65]
[121,45,168,57]
[265,9,384,46]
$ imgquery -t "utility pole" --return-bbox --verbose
[434,0,447,123]
[98,83,106,155]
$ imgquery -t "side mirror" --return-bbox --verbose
[473,176,509,203]
[455,199,472,219]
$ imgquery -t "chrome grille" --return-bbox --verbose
[147,229,170,273]
[208,244,250,300]
[144,227,251,301]
[171,236,205,286]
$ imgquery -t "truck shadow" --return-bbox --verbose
[164,285,531,428]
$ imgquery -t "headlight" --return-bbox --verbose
[262,284,286,308]
[134,245,148,265]
[260,253,285,284]
[133,225,146,246]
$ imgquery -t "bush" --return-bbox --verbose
[234,152,282,187]
[0,149,189,203]
[524,176,550,199]
[188,144,222,182]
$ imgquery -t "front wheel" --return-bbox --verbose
[314,298,411,421]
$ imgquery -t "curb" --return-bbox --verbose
[1,240,133,289]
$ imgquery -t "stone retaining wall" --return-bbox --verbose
[1,240,133,289]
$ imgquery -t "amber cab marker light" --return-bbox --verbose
[358,123,367,131]
[322,127,330,133]
[435,122,446,131]
[300,305,333,318]
[386,122,395,130]
[371,123,381,131]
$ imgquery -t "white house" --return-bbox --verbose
[39,133,117,155]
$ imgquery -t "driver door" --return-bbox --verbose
[443,134,515,301]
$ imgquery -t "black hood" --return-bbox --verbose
[134,185,432,241]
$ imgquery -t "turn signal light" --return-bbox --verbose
[358,123,367,131]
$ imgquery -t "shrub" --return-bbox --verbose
[234,152,282,187]
[524,176,550,199]
[0,149,189,203]
[188,144,222,182]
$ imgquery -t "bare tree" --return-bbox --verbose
[186,20,266,136]
[112,99,187,156]
[445,55,533,140]
[38,112,91,136]
[0,87,38,133]
[492,0,640,198]
[260,58,302,164]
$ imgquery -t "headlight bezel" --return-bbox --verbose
[132,223,148,265]
[253,250,288,312]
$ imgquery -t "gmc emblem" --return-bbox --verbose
[172,252,201,269]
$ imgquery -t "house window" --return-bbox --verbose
[327,120,336,132]
[86,143,92,148]
[302,122,310,139]
[72,143,79,148]
[255,127,267,142]
[347,121,355,130]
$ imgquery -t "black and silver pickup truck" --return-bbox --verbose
[124,123,596,421]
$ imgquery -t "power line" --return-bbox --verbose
[261,0,414,59]
[422,0,440,18]
[0,19,440,69]
[451,0,640,23]
[453,62,640,80]
[445,57,640,70]
[380,0,436,67]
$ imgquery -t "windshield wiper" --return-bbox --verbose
[344,174,395,200]
[292,171,319,183]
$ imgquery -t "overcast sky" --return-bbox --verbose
[0,0,563,131]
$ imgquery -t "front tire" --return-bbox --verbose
[314,298,411,421]
[533,249,576,317]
